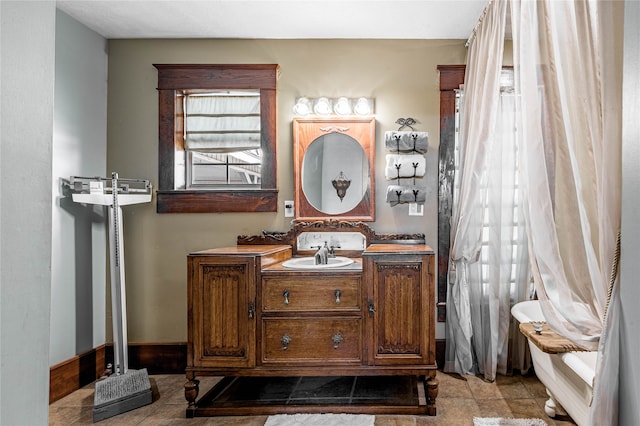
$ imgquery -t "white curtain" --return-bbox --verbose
[444,0,530,381]
[510,0,623,424]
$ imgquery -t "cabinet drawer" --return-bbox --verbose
[262,276,360,312]
[262,318,362,364]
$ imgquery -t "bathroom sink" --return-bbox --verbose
[282,256,354,269]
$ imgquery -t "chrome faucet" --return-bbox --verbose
[328,243,341,258]
[314,242,329,265]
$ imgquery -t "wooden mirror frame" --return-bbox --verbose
[293,117,375,222]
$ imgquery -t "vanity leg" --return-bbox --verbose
[425,372,439,416]
[184,373,200,416]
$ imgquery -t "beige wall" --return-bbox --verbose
[107,39,467,342]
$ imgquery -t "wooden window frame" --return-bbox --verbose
[154,64,279,213]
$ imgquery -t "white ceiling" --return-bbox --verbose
[56,0,488,40]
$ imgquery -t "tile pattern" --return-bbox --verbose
[49,372,578,425]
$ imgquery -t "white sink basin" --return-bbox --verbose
[282,256,354,269]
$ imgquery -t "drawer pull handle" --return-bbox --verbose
[334,289,341,304]
[283,290,290,305]
[332,333,344,349]
[281,334,291,350]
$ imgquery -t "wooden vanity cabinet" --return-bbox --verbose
[185,240,438,416]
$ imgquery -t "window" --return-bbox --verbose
[183,90,261,189]
[438,66,529,323]
[454,80,530,305]
[154,64,279,213]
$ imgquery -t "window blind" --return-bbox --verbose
[185,92,261,153]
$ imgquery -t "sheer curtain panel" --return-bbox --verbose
[510,0,623,424]
[444,0,531,381]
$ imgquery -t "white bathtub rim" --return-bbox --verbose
[511,300,544,322]
[511,300,597,386]
[561,351,597,387]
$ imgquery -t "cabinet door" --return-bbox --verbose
[188,256,255,368]
[366,255,433,366]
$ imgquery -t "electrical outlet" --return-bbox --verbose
[408,203,424,216]
[284,200,294,217]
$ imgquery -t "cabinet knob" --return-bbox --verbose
[334,289,341,304]
[332,332,344,349]
[283,290,290,305]
[281,334,291,350]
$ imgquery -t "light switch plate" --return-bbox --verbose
[284,200,294,217]
[408,203,424,216]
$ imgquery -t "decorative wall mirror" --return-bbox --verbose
[293,117,375,221]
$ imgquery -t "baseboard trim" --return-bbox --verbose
[49,344,106,404]
[436,339,445,371]
[112,342,188,375]
[50,340,446,404]
[49,342,188,404]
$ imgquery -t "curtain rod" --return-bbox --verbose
[465,0,495,47]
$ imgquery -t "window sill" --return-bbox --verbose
[156,189,278,213]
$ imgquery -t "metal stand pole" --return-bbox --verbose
[109,172,128,375]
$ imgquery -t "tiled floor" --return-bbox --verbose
[49,372,578,425]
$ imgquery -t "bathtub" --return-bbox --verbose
[511,301,597,426]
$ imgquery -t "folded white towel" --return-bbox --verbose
[384,131,428,153]
[386,185,427,206]
[385,154,426,180]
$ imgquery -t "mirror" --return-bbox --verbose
[302,133,367,214]
[293,117,375,221]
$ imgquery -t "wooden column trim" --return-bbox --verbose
[436,65,465,322]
